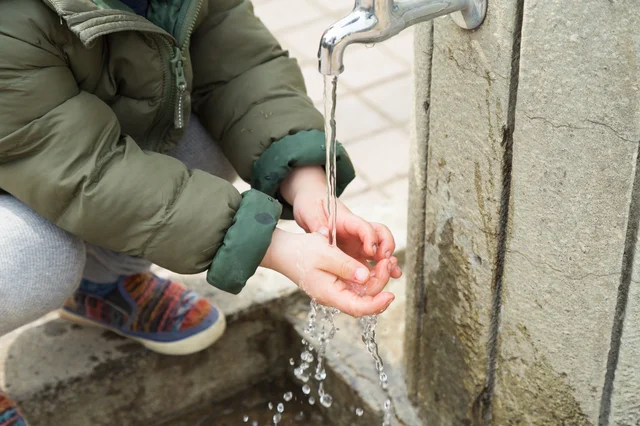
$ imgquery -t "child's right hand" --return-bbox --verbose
[260,229,395,317]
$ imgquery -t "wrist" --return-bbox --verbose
[260,228,286,271]
[279,166,326,206]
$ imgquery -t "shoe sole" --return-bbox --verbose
[58,309,227,356]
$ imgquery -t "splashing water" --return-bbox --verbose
[361,315,393,425]
[288,75,392,425]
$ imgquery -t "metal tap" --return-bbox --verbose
[318,0,487,75]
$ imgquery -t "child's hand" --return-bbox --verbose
[280,166,402,279]
[260,229,396,317]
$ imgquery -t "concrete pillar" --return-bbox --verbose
[406,0,640,424]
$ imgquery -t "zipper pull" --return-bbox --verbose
[171,47,188,129]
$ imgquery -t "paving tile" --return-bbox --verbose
[380,176,410,206]
[312,0,353,15]
[277,20,335,66]
[346,128,411,186]
[250,0,275,6]
[360,76,413,124]
[340,174,370,200]
[339,44,409,90]
[253,0,325,33]
[379,27,415,66]
[332,94,391,143]
[301,64,352,104]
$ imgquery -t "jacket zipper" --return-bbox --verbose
[170,47,188,129]
[170,0,204,129]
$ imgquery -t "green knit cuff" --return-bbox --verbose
[206,189,282,294]
[251,130,356,219]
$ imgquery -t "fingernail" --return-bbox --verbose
[372,243,378,254]
[355,268,369,282]
[318,227,329,236]
[393,266,402,273]
[385,251,391,259]
[387,262,393,272]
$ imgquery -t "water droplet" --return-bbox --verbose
[384,399,391,410]
[268,402,273,410]
[320,394,333,408]
[308,396,315,405]
[379,372,388,382]
[243,414,249,422]
[289,358,295,366]
[277,403,284,413]
[273,413,282,424]
[302,384,311,394]
[283,392,293,401]
[252,421,258,426]
[355,407,364,416]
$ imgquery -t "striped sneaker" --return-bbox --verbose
[0,391,27,426]
[60,273,226,356]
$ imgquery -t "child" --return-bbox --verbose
[0,0,402,422]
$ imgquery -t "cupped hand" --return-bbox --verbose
[261,229,396,317]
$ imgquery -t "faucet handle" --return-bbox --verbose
[450,0,487,30]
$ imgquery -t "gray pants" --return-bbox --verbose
[0,116,237,336]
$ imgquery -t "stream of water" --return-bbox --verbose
[249,75,393,426]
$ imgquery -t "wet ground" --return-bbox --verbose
[155,376,327,426]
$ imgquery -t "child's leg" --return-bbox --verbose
[59,114,231,355]
[0,194,86,337]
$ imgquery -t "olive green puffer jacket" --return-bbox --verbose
[0,0,355,294]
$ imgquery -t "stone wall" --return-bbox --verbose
[405,1,640,424]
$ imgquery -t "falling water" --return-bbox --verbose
[323,75,393,425]
[289,75,393,426]
[324,75,339,247]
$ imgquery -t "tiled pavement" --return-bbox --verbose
[251,0,414,244]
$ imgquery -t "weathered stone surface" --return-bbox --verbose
[404,20,432,400]
[494,0,640,424]
[407,1,521,424]
[611,237,640,424]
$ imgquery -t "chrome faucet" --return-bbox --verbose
[318,0,487,75]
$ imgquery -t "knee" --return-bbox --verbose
[0,197,86,313]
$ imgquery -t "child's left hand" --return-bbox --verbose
[280,166,403,279]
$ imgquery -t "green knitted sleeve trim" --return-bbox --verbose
[206,189,282,295]
[251,130,356,219]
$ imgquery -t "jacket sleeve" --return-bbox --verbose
[0,24,281,291]
[190,0,356,218]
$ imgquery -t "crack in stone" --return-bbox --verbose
[521,112,640,143]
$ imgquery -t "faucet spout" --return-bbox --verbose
[318,0,486,76]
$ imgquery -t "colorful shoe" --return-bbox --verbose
[60,273,226,356]
[0,391,27,426]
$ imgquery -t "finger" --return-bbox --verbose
[372,223,396,261]
[319,246,371,285]
[320,282,396,318]
[389,256,403,279]
[304,211,329,236]
[364,259,392,297]
[342,214,378,257]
